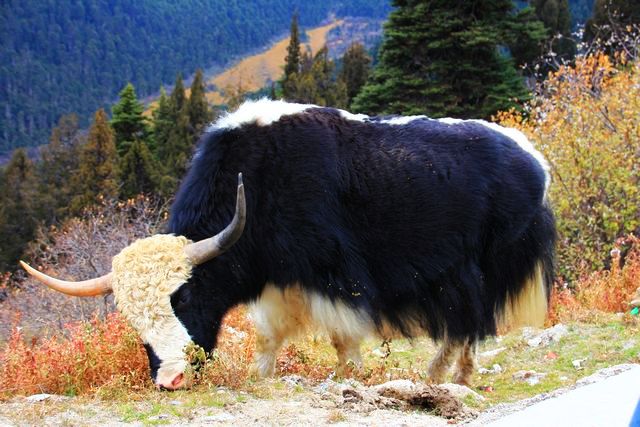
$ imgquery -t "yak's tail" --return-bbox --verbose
[496,205,556,330]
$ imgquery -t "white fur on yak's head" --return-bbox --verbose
[20,174,246,391]
[112,234,194,389]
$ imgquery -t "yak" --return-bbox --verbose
[22,99,555,390]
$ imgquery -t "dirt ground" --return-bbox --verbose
[1,365,634,426]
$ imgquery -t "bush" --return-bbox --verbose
[0,195,167,340]
[498,52,640,278]
[0,312,148,398]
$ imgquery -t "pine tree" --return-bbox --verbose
[0,149,38,269]
[70,109,119,214]
[339,43,372,106]
[282,13,302,100]
[284,13,301,79]
[152,87,172,161]
[353,0,546,119]
[38,114,84,220]
[120,139,161,198]
[111,83,150,157]
[170,73,187,117]
[188,69,213,137]
[283,46,348,108]
[154,74,193,184]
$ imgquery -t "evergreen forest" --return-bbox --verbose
[0,0,391,154]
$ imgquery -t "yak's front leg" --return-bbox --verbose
[251,285,308,377]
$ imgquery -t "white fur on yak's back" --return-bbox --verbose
[111,234,193,334]
[209,99,315,131]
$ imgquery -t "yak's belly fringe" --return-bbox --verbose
[250,284,374,376]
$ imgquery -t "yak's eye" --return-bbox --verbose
[172,287,192,310]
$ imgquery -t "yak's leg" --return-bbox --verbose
[428,334,460,384]
[330,333,363,376]
[452,338,476,386]
[251,285,308,377]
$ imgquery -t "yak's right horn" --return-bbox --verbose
[20,261,113,297]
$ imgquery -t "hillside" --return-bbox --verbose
[0,0,391,154]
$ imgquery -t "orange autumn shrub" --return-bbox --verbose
[498,52,640,279]
[576,235,640,313]
[0,312,148,398]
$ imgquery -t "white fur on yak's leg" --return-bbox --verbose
[250,283,373,377]
[250,284,309,377]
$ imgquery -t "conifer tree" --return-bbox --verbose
[38,114,84,220]
[188,69,213,137]
[70,109,119,214]
[170,74,187,117]
[152,87,172,161]
[111,83,150,157]
[353,0,546,119]
[282,13,302,99]
[0,149,38,269]
[339,43,372,106]
[120,139,161,198]
[284,13,301,79]
[532,0,575,63]
[155,74,192,184]
[283,46,348,108]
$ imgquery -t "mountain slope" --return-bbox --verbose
[0,0,391,154]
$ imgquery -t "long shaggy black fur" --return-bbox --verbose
[168,107,556,349]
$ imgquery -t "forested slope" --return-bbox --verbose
[0,0,390,153]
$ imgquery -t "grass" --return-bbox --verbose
[0,314,637,424]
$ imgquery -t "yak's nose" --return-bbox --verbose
[157,372,185,391]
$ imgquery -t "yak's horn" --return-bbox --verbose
[184,173,246,265]
[20,261,113,297]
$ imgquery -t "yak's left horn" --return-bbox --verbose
[20,261,113,297]
[184,173,247,265]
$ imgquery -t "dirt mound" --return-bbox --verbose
[318,378,476,421]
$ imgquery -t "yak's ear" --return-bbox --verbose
[184,173,246,265]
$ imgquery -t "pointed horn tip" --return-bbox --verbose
[19,260,34,273]
[237,172,243,186]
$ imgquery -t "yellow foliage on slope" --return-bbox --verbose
[207,21,341,104]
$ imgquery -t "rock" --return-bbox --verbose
[372,379,417,395]
[169,400,182,406]
[479,347,507,358]
[572,358,587,370]
[440,383,486,402]
[512,370,547,386]
[525,324,569,347]
[24,393,69,403]
[148,414,169,421]
[478,364,503,375]
[281,374,307,387]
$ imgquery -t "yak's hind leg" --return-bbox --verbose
[330,333,363,376]
[251,285,309,377]
[428,334,460,384]
[452,338,476,386]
